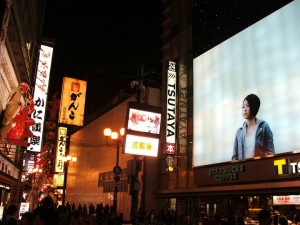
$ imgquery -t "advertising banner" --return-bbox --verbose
[27,45,53,152]
[54,127,67,173]
[124,102,162,157]
[193,1,300,167]
[166,61,176,155]
[59,77,87,126]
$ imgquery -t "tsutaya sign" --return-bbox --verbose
[274,158,300,175]
[166,61,176,154]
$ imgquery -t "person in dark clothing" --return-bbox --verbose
[20,211,34,225]
[33,196,58,225]
[278,216,288,225]
[2,204,18,225]
[32,206,52,225]
[273,214,279,225]
[258,209,272,225]
[89,203,95,216]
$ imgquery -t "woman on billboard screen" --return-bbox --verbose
[232,94,275,160]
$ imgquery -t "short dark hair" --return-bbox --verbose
[6,204,18,215]
[278,216,288,225]
[21,211,34,223]
[258,209,271,224]
[33,206,51,225]
[244,94,260,117]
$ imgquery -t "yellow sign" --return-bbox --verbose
[54,127,67,173]
[124,134,159,157]
[59,77,87,126]
[54,174,64,187]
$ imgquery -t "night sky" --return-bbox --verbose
[193,0,293,57]
[42,0,293,117]
[42,1,163,116]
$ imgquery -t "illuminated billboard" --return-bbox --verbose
[54,127,67,173]
[193,1,300,167]
[124,102,162,157]
[59,77,87,126]
[127,108,161,135]
[124,134,159,157]
[166,61,176,155]
[273,195,300,205]
[27,44,53,152]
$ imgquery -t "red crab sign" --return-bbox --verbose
[0,82,35,150]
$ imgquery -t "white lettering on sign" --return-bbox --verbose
[166,61,176,154]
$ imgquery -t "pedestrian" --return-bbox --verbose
[278,216,288,225]
[147,209,156,224]
[236,215,245,225]
[32,206,51,225]
[273,214,279,225]
[70,210,83,225]
[258,210,272,225]
[33,196,58,225]
[65,202,71,214]
[78,204,82,214]
[57,205,70,225]
[2,204,19,225]
[71,203,76,212]
[82,204,88,217]
[89,203,95,216]
[20,212,34,225]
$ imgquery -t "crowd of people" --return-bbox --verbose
[0,199,297,225]
[0,197,125,225]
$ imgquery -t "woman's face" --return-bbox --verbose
[242,99,251,119]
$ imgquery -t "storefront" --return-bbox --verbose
[0,152,21,219]
[154,152,300,224]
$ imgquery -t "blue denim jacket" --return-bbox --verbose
[232,118,275,160]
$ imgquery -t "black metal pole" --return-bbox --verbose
[116,141,120,166]
[113,141,120,212]
[62,161,68,206]
[113,183,118,212]
[131,64,144,225]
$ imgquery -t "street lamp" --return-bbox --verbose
[103,127,124,213]
[61,154,77,206]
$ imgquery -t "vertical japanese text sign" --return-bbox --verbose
[27,45,53,152]
[54,127,67,173]
[59,77,87,126]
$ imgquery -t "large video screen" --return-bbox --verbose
[193,1,300,167]
[127,108,161,135]
[125,102,162,136]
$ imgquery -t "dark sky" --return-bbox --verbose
[42,0,163,112]
[193,0,293,57]
[42,0,293,117]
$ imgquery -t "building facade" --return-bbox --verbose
[0,0,46,216]
[156,0,299,224]
[66,88,162,221]
[63,0,300,224]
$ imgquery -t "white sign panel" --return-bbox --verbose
[273,195,300,205]
[54,127,67,173]
[27,45,53,152]
[166,61,176,154]
[19,202,30,218]
[124,134,159,157]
